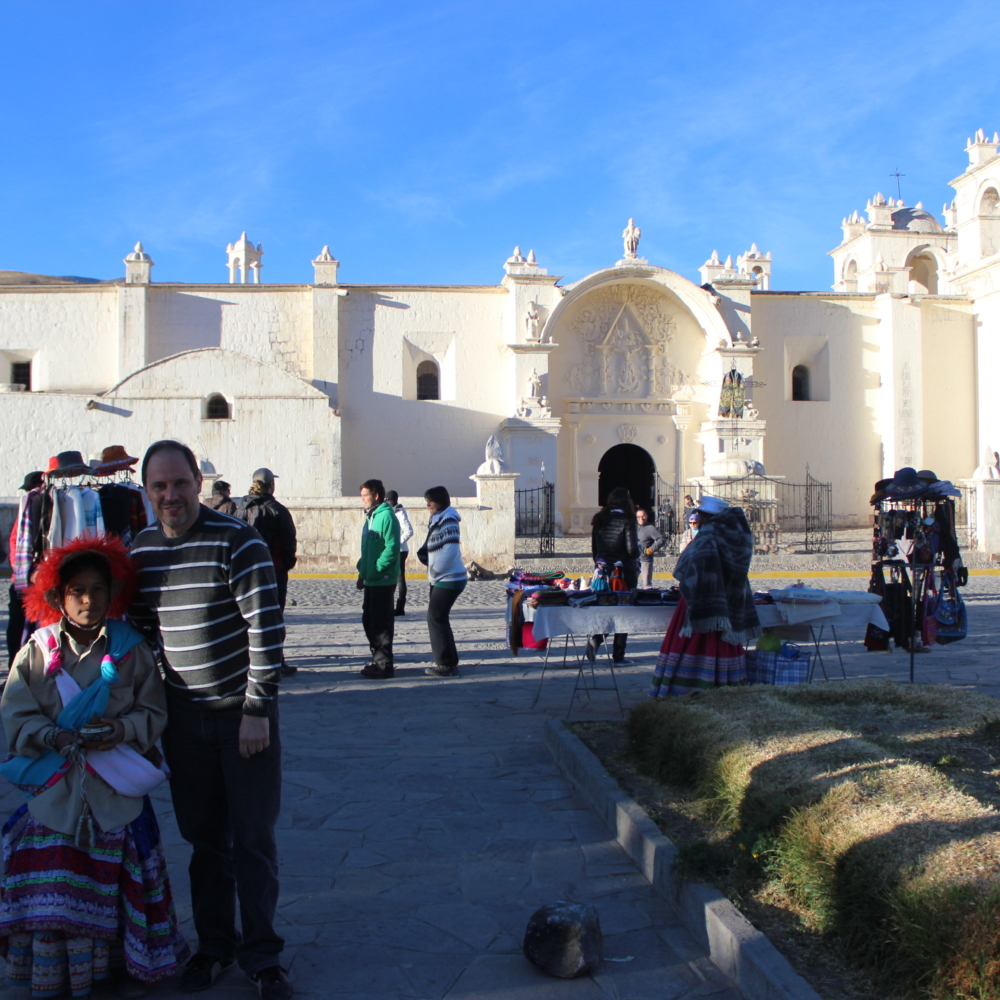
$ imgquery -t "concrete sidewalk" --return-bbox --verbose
[0,581,740,1000]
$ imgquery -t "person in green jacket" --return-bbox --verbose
[356,479,401,679]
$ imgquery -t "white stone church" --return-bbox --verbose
[3,130,1000,557]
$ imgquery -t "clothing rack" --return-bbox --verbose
[870,494,959,683]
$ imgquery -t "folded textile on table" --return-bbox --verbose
[528,588,569,607]
[832,591,883,604]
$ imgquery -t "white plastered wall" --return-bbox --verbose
[337,287,508,497]
[0,288,119,392]
[752,293,882,524]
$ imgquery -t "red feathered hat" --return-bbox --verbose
[24,535,137,627]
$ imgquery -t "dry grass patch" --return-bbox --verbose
[625,680,1000,999]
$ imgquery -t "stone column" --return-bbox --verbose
[567,420,581,504]
[672,404,691,484]
[468,473,520,572]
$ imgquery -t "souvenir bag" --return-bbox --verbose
[935,572,968,645]
[883,566,913,649]
[920,572,938,647]
[864,564,891,651]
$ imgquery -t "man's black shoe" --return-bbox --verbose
[249,966,292,1000]
[280,663,298,677]
[393,608,406,616]
[180,954,235,992]
[360,663,394,679]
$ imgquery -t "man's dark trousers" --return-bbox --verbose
[395,552,408,613]
[6,585,27,667]
[362,584,396,668]
[162,698,283,975]
[427,585,462,668]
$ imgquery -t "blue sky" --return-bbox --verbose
[2,1,999,290]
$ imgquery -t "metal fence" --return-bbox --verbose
[514,481,555,554]
[955,484,974,551]
[654,470,834,555]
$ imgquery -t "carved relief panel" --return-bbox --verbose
[562,284,691,399]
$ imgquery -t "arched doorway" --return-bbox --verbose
[598,444,655,511]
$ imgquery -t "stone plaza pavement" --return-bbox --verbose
[2,574,1000,1000]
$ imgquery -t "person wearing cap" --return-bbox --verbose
[6,471,44,666]
[385,491,414,616]
[649,495,760,698]
[235,470,298,678]
[206,480,238,516]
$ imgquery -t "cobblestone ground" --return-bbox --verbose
[1,575,998,999]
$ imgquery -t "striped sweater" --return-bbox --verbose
[129,505,284,716]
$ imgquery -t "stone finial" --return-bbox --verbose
[313,245,340,286]
[124,241,154,284]
[507,246,525,264]
[526,249,537,264]
[227,232,263,284]
[476,434,510,475]
[973,445,1000,481]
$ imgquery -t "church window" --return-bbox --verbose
[10,361,31,391]
[843,258,858,292]
[908,253,938,295]
[980,188,1000,257]
[416,360,440,400]
[205,393,231,419]
[792,365,810,401]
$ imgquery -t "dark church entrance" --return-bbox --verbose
[598,444,655,511]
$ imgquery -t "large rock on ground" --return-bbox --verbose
[522,900,602,978]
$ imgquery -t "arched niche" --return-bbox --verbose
[598,443,655,511]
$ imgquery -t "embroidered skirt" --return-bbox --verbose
[0,797,188,997]
[649,596,746,697]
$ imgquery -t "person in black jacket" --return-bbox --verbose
[235,468,298,676]
[586,487,640,665]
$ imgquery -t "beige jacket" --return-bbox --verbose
[2,620,167,835]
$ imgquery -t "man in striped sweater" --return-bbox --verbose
[129,441,290,1000]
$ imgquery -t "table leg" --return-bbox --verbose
[809,625,829,682]
[830,624,847,679]
[530,633,557,709]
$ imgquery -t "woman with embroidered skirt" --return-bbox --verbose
[649,496,760,697]
[417,487,468,678]
[0,535,188,998]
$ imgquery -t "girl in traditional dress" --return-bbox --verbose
[649,496,761,697]
[0,535,188,998]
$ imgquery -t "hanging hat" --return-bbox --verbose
[884,467,929,497]
[916,470,939,484]
[23,535,137,627]
[695,495,730,515]
[91,445,139,476]
[18,471,44,491]
[50,451,91,478]
[45,456,59,475]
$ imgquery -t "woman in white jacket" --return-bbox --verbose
[416,486,468,677]
[386,491,414,616]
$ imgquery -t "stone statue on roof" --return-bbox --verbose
[622,218,641,259]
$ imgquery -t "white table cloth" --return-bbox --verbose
[529,601,888,641]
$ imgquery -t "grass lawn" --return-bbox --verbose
[574,680,1000,1000]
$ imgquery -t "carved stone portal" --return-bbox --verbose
[563,285,689,398]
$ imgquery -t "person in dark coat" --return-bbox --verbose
[6,471,44,666]
[206,480,238,515]
[586,487,640,665]
[235,469,298,676]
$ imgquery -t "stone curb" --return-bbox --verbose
[543,718,822,1000]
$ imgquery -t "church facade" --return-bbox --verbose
[3,131,1000,533]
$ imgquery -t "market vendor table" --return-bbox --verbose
[526,600,890,716]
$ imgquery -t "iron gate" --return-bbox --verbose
[515,481,555,554]
[654,470,834,555]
